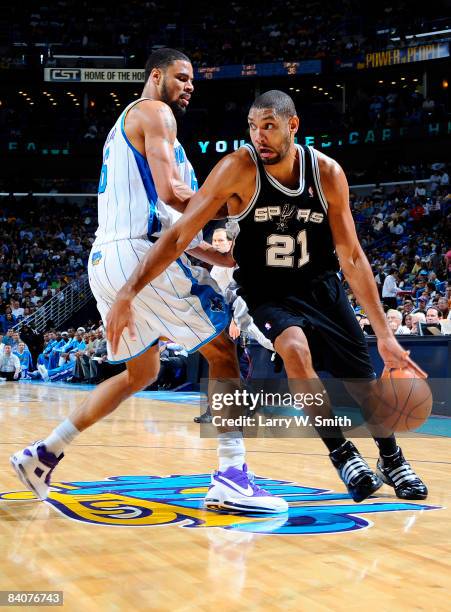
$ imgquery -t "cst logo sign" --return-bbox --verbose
[46,68,81,81]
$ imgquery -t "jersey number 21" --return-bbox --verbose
[266,231,310,268]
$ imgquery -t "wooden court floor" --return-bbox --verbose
[0,382,449,611]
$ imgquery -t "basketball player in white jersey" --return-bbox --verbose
[10,50,287,515]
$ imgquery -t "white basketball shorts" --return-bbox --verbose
[88,238,230,363]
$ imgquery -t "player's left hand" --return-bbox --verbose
[377,336,427,378]
[106,294,137,355]
[228,319,240,339]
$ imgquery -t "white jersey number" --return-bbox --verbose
[266,231,310,268]
[98,147,110,194]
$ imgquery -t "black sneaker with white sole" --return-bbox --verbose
[377,447,428,500]
[330,441,383,503]
[194,408,212,424]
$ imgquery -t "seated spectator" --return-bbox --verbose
[410,202,425,223]
[437,296,450,320]
[425,307,442,325]
[11,300,24,320]
[10,331,25,352]
[412,296,428,315]
[418,306,443,336]
[411,255,422,276]
[414,184,426,198]
[60,328,86,364]
[37,331,58,367]
[0,344,21,381]
[429,171,442,193]
[390,220,404,235]
[52,328,81,366]
[32,329,86,382]
[2,313,15,331]
[386,309,410,335]
[371,215,384,234]
[401,299,414,316]
[426,281,440,304]
[2,329,14,347]
[71,330,99,383]
[410,312,426,335]
[46,331,69,369]
[402,313,414,333]
[87,328,108,383]
[14,342,33,377]
[148,340,188,390]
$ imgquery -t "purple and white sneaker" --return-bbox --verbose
[204,464,288,514]
[10,441,63,500]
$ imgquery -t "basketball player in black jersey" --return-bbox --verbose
[107,90,428,503]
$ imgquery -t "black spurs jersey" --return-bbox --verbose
[232,143,339,304]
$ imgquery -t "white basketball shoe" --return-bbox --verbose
[10,441,63,500]
[204,463,288,514]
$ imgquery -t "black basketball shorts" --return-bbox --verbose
[249,273,375,379]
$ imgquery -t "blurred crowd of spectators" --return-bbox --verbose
[0,165,449,386]
[3,1,447,67]
[0,323,111,383]
[1,82,448,152]
[349,86,448,130]
[348,170,451,334]
[0,194,96,333]
[0,323,189,388]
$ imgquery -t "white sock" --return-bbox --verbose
[217,432,245,471]
[43,419,80,455]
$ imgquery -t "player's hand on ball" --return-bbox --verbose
[106,292,137,355]
[377,336,427,378]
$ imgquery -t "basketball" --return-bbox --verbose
[376,366,433,432]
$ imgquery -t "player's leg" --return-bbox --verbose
[320,276,427,500]
[250,294,382,502]
[10,344,161,500]
[199,331,288,513]
[344,380,428,499]
[193,406,212,423]
[273,325,382,502]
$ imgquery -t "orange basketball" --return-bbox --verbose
[375,366,433,432]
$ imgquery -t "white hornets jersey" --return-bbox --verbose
[94,97,199,245]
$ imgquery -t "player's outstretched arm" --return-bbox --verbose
[106,153,243,353]
[321,152,426,377]
[128,100,194,211]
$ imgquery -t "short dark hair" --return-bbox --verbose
[250,90,296,118]
[213,227,233,241]
[144,48,190,82]
[427,307,441,317]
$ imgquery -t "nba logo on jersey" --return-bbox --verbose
[91,251,102,266]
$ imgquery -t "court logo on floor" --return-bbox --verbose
[0,475,439,535]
